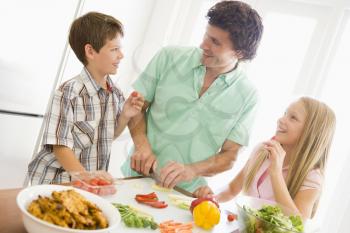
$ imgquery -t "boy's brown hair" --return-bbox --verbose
[69,12,124,65]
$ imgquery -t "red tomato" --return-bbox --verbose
[72,180,83,188]
[131,91,138,97]
[89,178,99,186]
[227,213,237,222]
[97,179,111,186]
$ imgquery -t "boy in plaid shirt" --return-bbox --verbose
[25,12,144,185]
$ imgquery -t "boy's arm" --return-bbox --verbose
[53,145,85,172]
[114,92,144,139]
[114,112,131,138]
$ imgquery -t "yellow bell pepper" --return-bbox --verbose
[193,200,220,229]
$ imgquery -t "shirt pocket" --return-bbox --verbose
[72,120,98,149]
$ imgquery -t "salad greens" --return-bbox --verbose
[242,205,304,233]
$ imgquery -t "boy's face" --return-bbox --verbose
[200,24,241,69]
[88,34,124,75]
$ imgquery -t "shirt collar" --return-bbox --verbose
[80,68,116,96]
[193,48,242,86]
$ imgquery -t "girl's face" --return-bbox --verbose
[275,100,307,146]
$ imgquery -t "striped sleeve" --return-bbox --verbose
[42,88,74,149]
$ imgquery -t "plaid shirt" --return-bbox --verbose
[25,68,125,185]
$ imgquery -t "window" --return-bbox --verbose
[316,13,350,231]
[0,0,79,114]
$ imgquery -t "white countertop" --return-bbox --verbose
[104,177,239,233]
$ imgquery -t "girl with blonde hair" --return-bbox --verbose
[194,97,336,219]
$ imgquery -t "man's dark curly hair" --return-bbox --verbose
[207,1,263,61]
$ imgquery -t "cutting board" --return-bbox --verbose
[104,177,239,233]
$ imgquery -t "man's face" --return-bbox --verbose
[200,24,240,69]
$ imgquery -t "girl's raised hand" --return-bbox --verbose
[263,138,286,175]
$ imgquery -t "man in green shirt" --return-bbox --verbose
[122,0,264,192]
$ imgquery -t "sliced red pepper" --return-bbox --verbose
[141,201,168,209]
[135,196,158,203]
[135,192,158,199]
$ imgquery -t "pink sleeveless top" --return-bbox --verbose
[246,146,323,201]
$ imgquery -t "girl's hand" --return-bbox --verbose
[122,91,144,119]
[263,139,286,175]
[193,185,214,198]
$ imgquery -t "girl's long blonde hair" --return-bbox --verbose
[243,97,336,215]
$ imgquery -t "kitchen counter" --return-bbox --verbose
[0,178,239,233]
[0,188,26,233]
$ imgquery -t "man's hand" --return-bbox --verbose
[159,161,196,188]
[130,147,157,176]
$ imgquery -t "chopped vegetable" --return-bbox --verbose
[131,91,138,97]
[243,205,304,233]
[191,199,220,230]
[227,213,237,222]
[134,192,168,209]
[168,194,194,210]
[152,183,172,192]
[159,220,194,233]
[112,203,158,230]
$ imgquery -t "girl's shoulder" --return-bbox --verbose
[301,169,324,191]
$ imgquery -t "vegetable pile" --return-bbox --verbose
[112,203,158,229]
[242,205,304,233]
[159,220,194,233]
[72,178,116,196]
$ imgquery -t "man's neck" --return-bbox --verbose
[205,61,238,78]
[85,65,108,89]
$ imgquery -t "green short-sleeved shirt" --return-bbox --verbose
[121,46,258,191]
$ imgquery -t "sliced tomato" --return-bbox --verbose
[89,178,99,186]
[97,179,111,186]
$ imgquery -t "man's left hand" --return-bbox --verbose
[159,161,196,188]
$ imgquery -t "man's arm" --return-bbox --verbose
[191,140,241,177]
[159,139,241,188]
[128,100,157,175]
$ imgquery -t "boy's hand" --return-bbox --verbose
[122,91,144,119]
